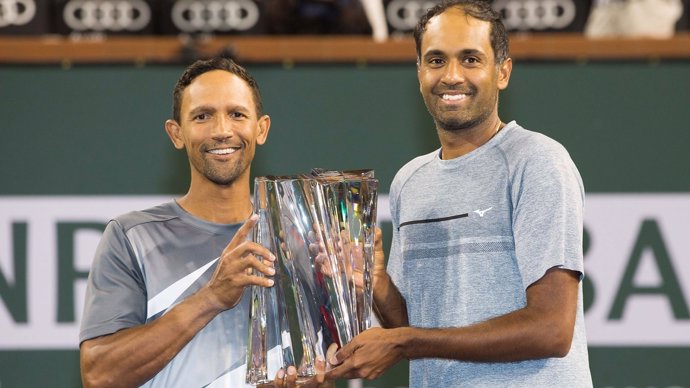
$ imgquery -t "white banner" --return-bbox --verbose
[0,194,688,349]
[0,196,172,349]
[583,194,690,345]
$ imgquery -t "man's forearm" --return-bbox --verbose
[372,273,409,328]
[397,269,579,362]
[80,289,222,388]
[397,306,573,363]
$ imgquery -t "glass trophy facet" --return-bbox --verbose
[311,169,378,333]
[246,177,284,385]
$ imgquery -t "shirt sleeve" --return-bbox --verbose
[79,219,147,343]
[386,173,405,295]
[511,141,585,290]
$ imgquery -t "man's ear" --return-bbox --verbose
[497,58,513,91]
[164,119,185,149]
[417,60,422,94]
[255,115,271,146]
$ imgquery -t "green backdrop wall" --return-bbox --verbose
[1,60,689,387]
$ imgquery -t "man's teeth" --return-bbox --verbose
[208,148,235,155]
[442,94,466,101]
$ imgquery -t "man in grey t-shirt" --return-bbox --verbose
[327,1,593,387]
[79,58,324,388]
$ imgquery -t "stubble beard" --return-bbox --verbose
[426,87,498,133]
[191,148,249,186]
[436,113,487,132]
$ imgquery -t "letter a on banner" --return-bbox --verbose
[609,219,690,320]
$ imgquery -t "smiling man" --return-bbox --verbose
[79,58,319,388]
[327,1,593,387]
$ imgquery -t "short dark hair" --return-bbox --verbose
[413,0,509,65]
[172,57,263,123]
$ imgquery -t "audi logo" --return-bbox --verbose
[171,0,260,32]
[62,0,151,31]
[386,0,438,32]
[0,0,36,27]
[493,0,577,31]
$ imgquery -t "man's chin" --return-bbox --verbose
[200,160,249,186]
[209,172,243,186]
[203,168,243,186]
[434,110,492,132]
[437,119,476,132]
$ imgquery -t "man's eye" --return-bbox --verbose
[194,113,210,121]
[464,57,480,64]
[428,58,445,65]
[231,112,247,119]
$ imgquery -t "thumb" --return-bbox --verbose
[223,214,259,254]
[329,342,354,366]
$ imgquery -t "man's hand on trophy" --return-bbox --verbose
[205,214,276,310]
[335,228,357,283]
[325,326,404,380]
[349,225,384,294]
[309,229,336,279]
[261,359,335,388]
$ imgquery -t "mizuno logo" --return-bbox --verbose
[474,207,493,217]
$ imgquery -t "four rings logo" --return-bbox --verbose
[63,0,151,31]
[0,0,36,27]
[493,0,577,31]
[171,0,259,32]
[386,0,438,32]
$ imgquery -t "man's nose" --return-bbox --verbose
[213,114,234,138]
[441,60,465,85]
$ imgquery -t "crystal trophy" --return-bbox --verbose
[246,170,378,385]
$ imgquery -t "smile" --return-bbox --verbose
[207,147,238,155]
[442,94,468,101]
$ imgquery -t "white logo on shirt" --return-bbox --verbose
[474,207,493,217]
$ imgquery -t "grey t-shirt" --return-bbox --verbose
[388,121,592,387]
[80,201,254,387]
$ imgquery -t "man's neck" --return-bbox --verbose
[438,117,503,160]
[177,178,253,224]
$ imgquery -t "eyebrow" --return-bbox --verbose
[230,105,252,114]
[422,49,446,59]
[187,104,252,119]
[187,105,214,119]
[458,48,485,57]
[423,48,486,59]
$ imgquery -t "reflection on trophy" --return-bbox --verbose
[246,170,378,385]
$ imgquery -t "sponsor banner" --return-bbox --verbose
[54,0,155,34]
[384,0,437,34]
[157,0,267,35]
[0,0,52,35]
[0,194,689,349]
[679,0,690,31]
[492,0,592,32]
[383,0,592,35]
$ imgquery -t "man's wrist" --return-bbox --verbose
[373,271,393,302]
[391,326,414,360]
